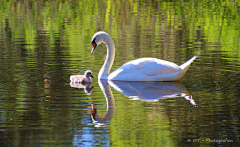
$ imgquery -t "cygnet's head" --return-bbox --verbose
[85,70,94,78]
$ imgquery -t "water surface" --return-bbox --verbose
[0,1,239,146]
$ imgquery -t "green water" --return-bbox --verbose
[0,1,239,146]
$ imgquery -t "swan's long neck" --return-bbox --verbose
[98,37,115,79]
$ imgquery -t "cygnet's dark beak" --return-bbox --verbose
[91,75,94,78]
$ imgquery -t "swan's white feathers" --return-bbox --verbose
[108,58,181,81]
[134,58,180,75]
[92,31,197,81]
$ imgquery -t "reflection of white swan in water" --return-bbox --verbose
[91,79,115,127]
[91,80,195,127]
[70,82,94,95]
[108,81,196,105]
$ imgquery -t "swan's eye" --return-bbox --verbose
[91,38,97,46]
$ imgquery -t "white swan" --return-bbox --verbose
[91,31,197,81]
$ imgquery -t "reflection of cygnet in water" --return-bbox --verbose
[70,82,94,95]
[70,70,94,83]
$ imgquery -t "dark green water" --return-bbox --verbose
[0,1,239,146]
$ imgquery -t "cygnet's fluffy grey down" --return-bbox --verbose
[70,70,94,83]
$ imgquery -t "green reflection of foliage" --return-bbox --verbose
[110,97,174,146]
[0,0,239,58]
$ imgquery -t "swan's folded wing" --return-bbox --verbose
[124,58,180,76]
[139,60,180,76]
[109,58,181,81]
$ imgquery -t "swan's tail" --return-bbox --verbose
[169,55,197,81]
[180,55,198,71]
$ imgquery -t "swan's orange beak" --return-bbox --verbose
[91,43,97,54]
